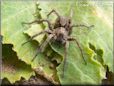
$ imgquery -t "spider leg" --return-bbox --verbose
[62,41,69,78]
[31,34,54,61]
[22,19,53,30]
[68,37,87,65]
[33,3,41,18]
[47,9,60,19]
[22,29,52,46]
[71,24,94,29]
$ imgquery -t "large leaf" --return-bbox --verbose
[1,1,58,84]
[1,0,113,85]
[2,44,34,83]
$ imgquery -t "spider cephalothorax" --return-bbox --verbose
[49,12,72,35]
[22,9,94,78]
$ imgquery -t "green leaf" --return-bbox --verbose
[1,0,113,85]
[2,44,34,83]
[1,1,58,84]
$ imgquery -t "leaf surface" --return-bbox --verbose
[1,0,113,85]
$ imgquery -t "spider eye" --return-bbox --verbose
[69,19,71,24]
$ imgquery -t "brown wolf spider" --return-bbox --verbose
[22,10,94,78]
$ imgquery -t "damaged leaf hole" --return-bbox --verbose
[89,43,104,64]
[22,8,94,78]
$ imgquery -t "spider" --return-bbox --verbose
[22,9,94,78]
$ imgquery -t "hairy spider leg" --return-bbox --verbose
[62,41,69,78]
[31,34,54,61]
[68,37,87,65]
[71,24,94,29]
[47,9,60,19]
[22,19,53,30]
[22,30,51,46]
